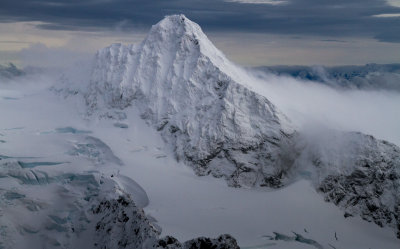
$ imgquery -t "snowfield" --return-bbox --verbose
[1,14,400,249]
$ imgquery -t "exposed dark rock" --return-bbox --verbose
[92,196,160,249]
[93,195,240,249]
[183,234,240,249]
[318,134,400,238]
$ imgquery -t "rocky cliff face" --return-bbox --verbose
[292,130,400,238]
[313,133,400,238]
[92,196,160,249]
[92,195,240,249]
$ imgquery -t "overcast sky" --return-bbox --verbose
[0,0,399,66]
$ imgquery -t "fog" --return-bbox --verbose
[244,68,400,146]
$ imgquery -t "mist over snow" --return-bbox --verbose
[255,64,400,92]
[240,67,400,146]
[0,43,94,95]
[8,42,92,70]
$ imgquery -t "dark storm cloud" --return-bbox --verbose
[0,0,399,42]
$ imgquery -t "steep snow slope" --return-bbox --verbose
[87,14,296,188]
[86,14,400,239]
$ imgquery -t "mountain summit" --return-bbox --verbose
[144,14,229,67]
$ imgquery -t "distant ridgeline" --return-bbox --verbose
[0,63,25,79]
[254,63,400,92]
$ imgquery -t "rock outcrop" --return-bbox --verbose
[314,133,400,238]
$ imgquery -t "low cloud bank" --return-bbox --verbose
[244,67,400,146]
[0,43,93,93]
[254,64,400,92]
[19,43,93,69]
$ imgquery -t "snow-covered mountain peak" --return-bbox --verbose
[146,14,203,42]
[142,14,233,74]
[86,14,296,188]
